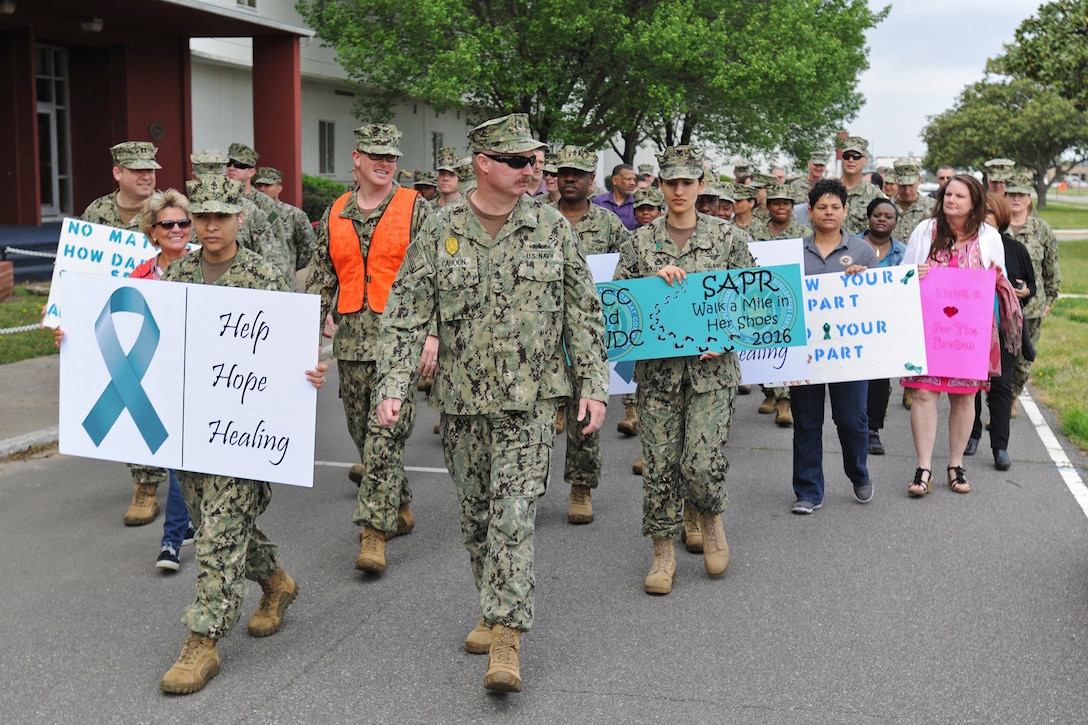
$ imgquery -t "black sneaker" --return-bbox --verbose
[853,483,874,504]
[183,523,196,546]
[156,545,180,572]
[791,500,822,515]
[868,430,885,455]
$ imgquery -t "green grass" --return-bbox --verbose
[1033,296,1088,450]
[0,286,56,364]
[1038,202,1088,231]
[1054,239,1088,295]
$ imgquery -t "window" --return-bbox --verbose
[319,120,335,175]
[237,0,257,9]
[36,44,72,218]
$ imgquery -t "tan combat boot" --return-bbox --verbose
[124,483,160,526]
[617,404,639,436]
[758,389,776,414]
[902,388,914,410]
[775,398,793,427]
[417,375,433,393]
[1011,397,1019,418]
[248,568,298,637]
[484,625,523,692]
[632,457,643,475]
[555,406,565,434]
[160,631,219,694]
[348,463,365,486]
[355,526,387,573]
[568,485,594,524]
[737,384,752,394]
[699,512,730,576]
[644,538,676,595]
[464,619,491,654]
[396,504,415,537]
[681,504,703,553]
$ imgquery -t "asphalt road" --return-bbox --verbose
[2,367,1087,724]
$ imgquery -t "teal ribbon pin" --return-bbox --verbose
[82,287,169,453]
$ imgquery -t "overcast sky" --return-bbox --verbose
[850,0,1043,160]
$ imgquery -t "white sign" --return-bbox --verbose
[59,272,320,487]
[801,264,927,384]
[740,238,810,384]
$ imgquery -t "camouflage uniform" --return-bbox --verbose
[1010,210,1061,397]
[162,179,294,637]
[306,150,429,534]
[550,147,630,488]
[375,118,609,630]
[615,180,755,538]
[81,149,170,492]
[844,180,885,236]
[255,166,317,274]
[890,159,936,242]
[227,143,294,285]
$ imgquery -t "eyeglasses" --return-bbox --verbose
[364,153,399,163]
[841,152,864,161]
[543,171,557,178]
[480,153,535,169]
[226,160,253,170]
[152,219,193,230]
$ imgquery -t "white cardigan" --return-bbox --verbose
[902,218,1006,271]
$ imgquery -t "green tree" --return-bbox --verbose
[296,0,885,162]
[989,0,1088,112]
[922,78,1088,208]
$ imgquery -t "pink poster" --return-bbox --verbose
[919,266,996,380]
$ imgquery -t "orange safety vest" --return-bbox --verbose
[328,187,417,314]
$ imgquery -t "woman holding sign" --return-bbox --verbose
[614,145,756,595]
[902,174,1005,496]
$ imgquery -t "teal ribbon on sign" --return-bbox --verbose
[82,287,168,453]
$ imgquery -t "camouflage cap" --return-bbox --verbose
[468,113,545,154]
[984,158,1016,182]
[892,158,922,186]
[809,150,830,164]
[354,124,403,156]
[227,142,259,167]
[840,136,870,155]
[765,182,795,202]
[698,184,721,199]
[254,167,283,185]
[1005,171,1033,195]
[656,145,705,181]
[633,186,664,209]
[543,152,558,174]
[717,182,737,203]
[733,158,752,175]
[554,144,597,173]
[185,174,245,214]
[638,163,654,176]
[748,172,777,189]
[435,146,460,172]
[111,141,161,170]
[190,149,228,166]
[455,157,476,182]
[413,170,438,187]
[732,183,759,201]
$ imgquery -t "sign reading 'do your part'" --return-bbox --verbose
[59,272,319,487]
[597,264,806,363]
[42,217,197,328]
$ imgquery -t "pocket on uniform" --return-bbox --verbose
[437,262,482,319]
[515,258,563,311]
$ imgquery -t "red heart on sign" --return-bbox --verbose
[943,306,958,317]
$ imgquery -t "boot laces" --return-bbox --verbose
[363,530,382,554]
[571,487,588,505]
[492,628,518,665]
[177,634,206,665]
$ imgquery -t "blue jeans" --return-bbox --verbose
[791,381,870,505]
[160,470,191,550]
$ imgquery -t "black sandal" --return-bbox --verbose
[908,468,932,497]
[947,466,971,494]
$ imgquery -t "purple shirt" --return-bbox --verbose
[591,191,637,230]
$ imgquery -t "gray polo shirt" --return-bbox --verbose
[801,232,879,276]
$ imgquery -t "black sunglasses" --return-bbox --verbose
[480,153,535,169]
[842,152,864,161]
[152,219,193,230]
[364,153,399,163]
[543,171,558,178]
[226,160,253,170]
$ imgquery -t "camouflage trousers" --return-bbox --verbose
[1011,317,1043,397]
[759,384,790,401]
[339,360,415,533]
[563,373,601,489]
[128,463,168,486]
[638,384,735,539]
[621,393,637,407]
[442,402,556,633]
[176,472,278,639]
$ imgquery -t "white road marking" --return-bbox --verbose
[1021,390,1088,517]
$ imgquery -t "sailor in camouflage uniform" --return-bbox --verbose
[225,143,295,286]
[253,166,316,279]
[306,124,431,575]
[375,114,609,693]
[839,136,885,236]
[81,141,169,526]
[550,145,630,524]
[615,145,754,596]
[889,158,935,242]
[1006,172,1061,407]
[159,175,328,695]
[985,158,1016,195]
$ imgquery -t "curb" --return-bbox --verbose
[0,427,59,460]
